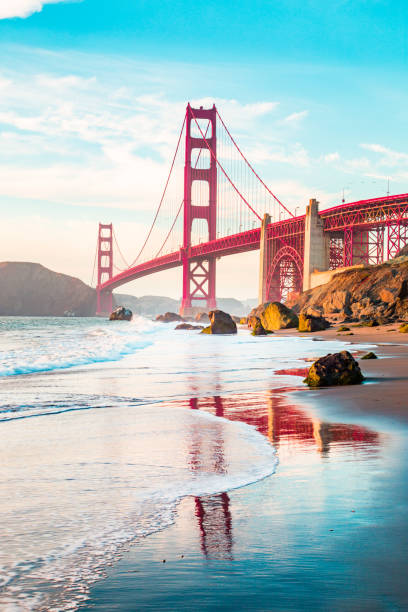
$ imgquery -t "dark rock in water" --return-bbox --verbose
[195,312,210,323]
[201,310,237,335]
[361,351,378,360]
[304,351,364,387]
[298,313,330,332]
[248,315,268,336]
[109,306,132,321]
[156,312,183,323]
[249,302,298,331]
[175,323,204,330]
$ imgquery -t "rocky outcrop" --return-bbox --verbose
[400,323,408,333]
[248,315,268,336]
[201,310,238,334]
[304,351,364,387]
[0,262,97,316]
[175,323,204,330]
[287,259,408,324]
[109,306,132,321]
[156,312,184,323]
[298,313,330,332]
[249,302,298,331]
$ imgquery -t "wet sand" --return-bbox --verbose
[277,322,408,421]
[82,324,408,612]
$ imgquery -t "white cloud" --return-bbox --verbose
[283,110,309,123]
[0,0,68,19]
[361,143,408,166]
[323,152,340,163]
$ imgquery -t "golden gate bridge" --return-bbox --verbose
[94,103,408,315]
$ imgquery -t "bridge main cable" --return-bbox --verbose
[215,109,294,218]
[190,106,262,221]
[127,114,187,269]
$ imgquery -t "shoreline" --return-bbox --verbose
[271,322,408,423]
[82,322,408,611]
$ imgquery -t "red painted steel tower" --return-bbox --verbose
[96,223,113,315]
[180,104,217,316]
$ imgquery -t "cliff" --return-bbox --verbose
[286,256,408,323]
[0,262,96,316]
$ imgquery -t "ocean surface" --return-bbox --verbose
[0,316,386,611]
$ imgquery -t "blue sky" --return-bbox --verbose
[0,0,407,298]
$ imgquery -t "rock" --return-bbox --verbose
[361,351,378,359]
[322,290,351,314]
[379,288,396,304]
[195,312,210,323]
[399,323,408,333]
[248,316,268,336]
[337,325,350,332]
[298,313,330,332]
[304,351,364,387]
[156,312,184,323]
[109,306,132,321]
[304,306,323,317]
[201,310,238,335]
[231,315,242,324]
[396,244,408,258]
[249,302,298,331]
[239,317,248,325]
[175,323,204,330]
[288,259,408,325]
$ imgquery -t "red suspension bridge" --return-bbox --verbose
[95,103,408,315]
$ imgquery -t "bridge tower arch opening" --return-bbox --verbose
[180,104,217,316]
[266,246,303,303]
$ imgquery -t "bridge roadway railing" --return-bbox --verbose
[320,193,408,231]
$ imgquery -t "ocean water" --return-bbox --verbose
[0,316,371,611]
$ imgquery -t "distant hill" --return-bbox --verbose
[0,262,96,316]
[0,261,251,317]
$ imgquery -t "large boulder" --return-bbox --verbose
[304,351,364,387]
[298,313,330,332]
[201,310,237,335]
[249,302,298,331]
[109,306,132,321]
[156,312,183,323]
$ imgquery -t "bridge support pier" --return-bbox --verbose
[258,213,271,304]
[303,199,329,291]
[96,289,113,316]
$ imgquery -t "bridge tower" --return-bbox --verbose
[180,104,217,316]
[96,223,113,315]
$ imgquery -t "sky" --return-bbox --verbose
[0,0,407,299]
